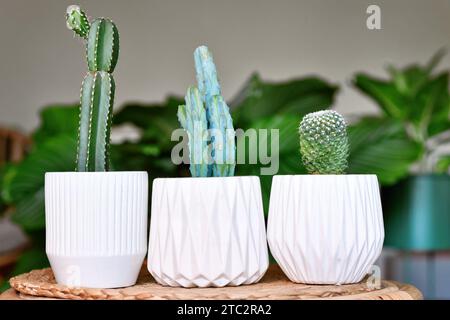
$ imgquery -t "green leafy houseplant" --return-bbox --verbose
[267,109,384,284]
[353,50,450,174]
[41,6,149,288]
[66,5,118,171]
[147,45,269,288]
[353,50,450,251]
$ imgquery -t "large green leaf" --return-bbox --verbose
[353,74,409,119]
[354,51,450,142]
[13,104,79,226]
[412,72,450,138]
[110,143,178,175]
[347,117,423,185]
[32,105,79,144]
[112,97,184,177]
[387,48,445,97]
[114,96,182,128]
[231,73,338,127]
[114,96,183,153]
[2,135,77,230]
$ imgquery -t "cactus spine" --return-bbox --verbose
[66,5,119,171]
[177,46,236,177]
[299,110,349,174]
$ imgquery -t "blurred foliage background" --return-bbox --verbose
[1,52,450,292]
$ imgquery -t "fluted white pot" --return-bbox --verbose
[267,174,384,285]
[148,176,269,288]
[45,171,148,288]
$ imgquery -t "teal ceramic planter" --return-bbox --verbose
[383,174,450,251]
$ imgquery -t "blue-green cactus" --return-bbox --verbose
[177,87,210,177]
[66,5,119,171]
[194,46,221,103]
[207,95,235,177]
[178,46,236,177]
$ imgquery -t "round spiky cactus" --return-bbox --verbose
[299,110,349,174]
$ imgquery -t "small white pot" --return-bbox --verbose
[45,171,148,288]
[148,176,269,287]
[267,174,384,285]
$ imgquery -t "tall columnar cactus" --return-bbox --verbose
[177,46,236,177]
[299,110,349,174]
[66,5,119,171]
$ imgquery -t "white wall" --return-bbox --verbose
[1,0,450,132]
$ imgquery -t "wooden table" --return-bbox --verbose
[0,264,422,300]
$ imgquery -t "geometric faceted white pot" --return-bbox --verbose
[148,176,269,288]
[45,171,148,288]
[267,174,384,285]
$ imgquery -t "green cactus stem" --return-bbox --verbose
[78,71,115,171]
[299,110,349,174]
[66,5,90,39]
[87,18,119,73]
[178,45,236,177]
[66,6,119,172]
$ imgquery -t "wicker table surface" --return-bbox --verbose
[1,264,422,300]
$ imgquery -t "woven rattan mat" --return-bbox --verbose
[7,264,422,300]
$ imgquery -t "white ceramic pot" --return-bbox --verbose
[148,176,269,287]
[267,174,384,285]
[45,171,148,288]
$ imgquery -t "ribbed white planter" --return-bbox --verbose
[148,176,269,288]
[45,171,148,288]
[267,174,384,285]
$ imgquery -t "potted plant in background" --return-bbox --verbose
[147,46,269,287]
[267,110,384,284]
[353,50,450,252]
[45,6,148,288]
